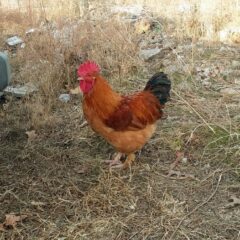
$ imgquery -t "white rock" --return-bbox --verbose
[111,4,143,17]
[6,36,23,46]
[139,48,161,61]
[4,83,37,97]
[59,93,70,103]
[20,43,26,48]
[182,157,188,164]
[26,28,36,35]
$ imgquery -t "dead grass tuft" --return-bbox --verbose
[0,1,240,239]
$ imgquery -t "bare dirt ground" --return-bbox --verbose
[1,8,240,240]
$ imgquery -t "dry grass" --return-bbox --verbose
[0,1,240,239]
[2,0,240,41]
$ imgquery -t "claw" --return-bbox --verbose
[110,153,136,169]
[104,152,123,167]
[104,159,122,166]
[110,163,125,169]
[104,153,136,169]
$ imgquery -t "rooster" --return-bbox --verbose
[78,61,171,169]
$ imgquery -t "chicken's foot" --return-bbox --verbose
[104,152,123,167]
[111,153,135,169]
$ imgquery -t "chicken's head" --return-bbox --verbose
[78,61,100,93]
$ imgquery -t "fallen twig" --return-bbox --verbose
[0,189,27,205]
[79,120,88,128]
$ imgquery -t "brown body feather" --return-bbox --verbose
[83,75,164,153]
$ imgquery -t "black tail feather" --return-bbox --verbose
[144,72,171,105]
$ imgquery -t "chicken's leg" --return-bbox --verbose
[111,153,135,169]
[104,152,123,167]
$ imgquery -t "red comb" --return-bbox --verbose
[77,61,100,77]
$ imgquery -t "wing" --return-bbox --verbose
[105,91,162,131]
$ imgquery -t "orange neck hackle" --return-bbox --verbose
[83,74,122,120]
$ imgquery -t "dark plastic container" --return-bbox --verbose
[0,52,11,91]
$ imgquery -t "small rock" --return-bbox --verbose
[182,157,188,164]
[220,88,240,95]
[26,28,36,35]
[139,48,161,61]
[129,204,136,210]
[20,43,26,49]
[59,93,70,103]
[111,4,143,18]
[4,83,37,97]
[6,36,23,47]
